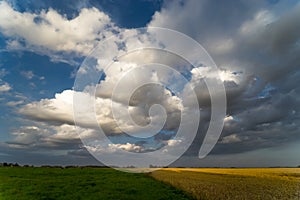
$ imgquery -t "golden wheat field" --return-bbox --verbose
[150,168,300,200]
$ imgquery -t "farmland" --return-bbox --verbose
[150,168,300,200]
[0,167,299,200]
[0,167,192,200]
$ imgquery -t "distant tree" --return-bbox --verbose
[13,163,19,167]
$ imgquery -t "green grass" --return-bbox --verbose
[150,168,300,200]
[0,167,193,200]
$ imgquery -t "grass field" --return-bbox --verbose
[150,168,300,200]
[0,167,192,200]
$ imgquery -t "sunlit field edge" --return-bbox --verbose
[149,168,300,200]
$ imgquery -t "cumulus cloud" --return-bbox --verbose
[19,90,76,126]
[19,65,184,136]
[6,123,99,151]
[0,1,119,63]
[18,90,117,133]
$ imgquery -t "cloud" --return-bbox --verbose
[0,82,11,92]
[0,140,98,166]
[19,65,184,135]
[84,142,146,154]
[150,0,300,82]
[6,100,24,106]
[18,90,105,130]
[239,10,275,36]
[166,139,182,147]
[19,70,45,87]
[219,134,242,144]
[147,0,300,156]
[84,138,183,154]
[6,123,99,151]
[0,1,119,63]
[0,68,12,93]
[20,71,34,80]
[108,143,145,153]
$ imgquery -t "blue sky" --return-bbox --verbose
[0,0,299,167]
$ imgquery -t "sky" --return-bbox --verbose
[0,0,299,167]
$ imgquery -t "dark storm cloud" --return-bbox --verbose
[149,0,300,155]
[0,141,99,166]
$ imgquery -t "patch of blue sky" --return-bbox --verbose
[0,35,7,50]
[107,129,176,150]
[1,51,75,100]
[5,0,163,28]
[87,0,163,28]
[0,107,21,141]
[258,83,276,98]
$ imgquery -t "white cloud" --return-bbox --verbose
[166,139,182,147]
[239,10,275,36]
[84,142,146,154]
[191,67,242,83]
[0,82,12,92]
[0,1,119,57]
[108,143,144,153]
[6,100,24,106]
[9,125,47,146]
[19,71,45,86]
[19,70,183,136]
[14,93,27,100]
[19,90,79,126]
[20,70,34,80]
[219,134,242,144]
[52,125,97,144]
[224,115,234,123]
[7,123,98,151]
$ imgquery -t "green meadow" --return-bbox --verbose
[0,167,192,200]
